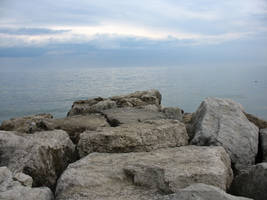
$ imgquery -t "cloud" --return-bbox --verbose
[0,27,70,35]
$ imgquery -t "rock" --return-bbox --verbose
[0,130,76,189]
[13,172,33,187]
[52,114,110,143]
[0,167,54,200]
[161,107,184,121]
[0,114,53,133]
[102,107,167,126]
[77,119,189,157]
[159,183,252,200]
[260,129,267,162]
[190,98,259,171]
[56,146,233,200]
[244,112,267,129]
[67,89,162,116]
[230,163,267,200]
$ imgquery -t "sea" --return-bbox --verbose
[0,65,267,123]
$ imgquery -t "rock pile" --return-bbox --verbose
[1,89,266,200]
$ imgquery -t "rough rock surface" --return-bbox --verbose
[230,163,267,200]
[56,146,233,200]
[0,114,53,133]
[103,107,167,126]
[190,97,259,171]
[161,107,184,121]
[67,89,162,116]
[0,130,76,189]
[244,112,267,129]
[158,184,252,200]
[77,119,189,157]
[260,128,267,162]
[0,167,54,200]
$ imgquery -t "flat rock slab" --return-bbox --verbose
[0,130,76,189]
[230,162,267,200]
[67,89,162,116]
[0,167,54,200]
[260,128,267,162]
[56,146,233,200]
[77,119,189,157]
[191,97,259,171]
[102,107,167,126]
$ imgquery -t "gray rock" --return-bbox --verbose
[0,130,76,189]
[102,107,167,126]
[0,114,53,133]
[260,128,267,162]
[77,119,189,157]
[159,184,252,200]
[67,89,162,116]
[230,162,267,200]
[190,97,259,171]
[161,107,184,121]
[13,172,33,187]
[0,167,54,200]
[244,112,267,129]
[56,146,233,200]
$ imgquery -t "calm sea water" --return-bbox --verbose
[0,65,267,123]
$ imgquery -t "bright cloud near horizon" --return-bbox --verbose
[0,0,267,66]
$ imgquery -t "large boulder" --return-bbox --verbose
[158,184,251,200]
[230,163,267,200]
[67,89,162,116]
[102,107,167,126]
[0,114,53,133]
[56,146,233,200]
[244,112,267,129]
[190,98,259,171]
[77,119,189,157]
[0,167,54,200]
[0,130,76,189]
[161,107,184,121]
[260,128,267,162]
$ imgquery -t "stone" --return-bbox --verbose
[67,89,162,116]
[244,112,267,129]
[260,128,267,162]
[0,167,53,200]
[102,107,167,126]
[56,146,233,200]
[0,130,76,189]
[190,98,259,171]
[159,184,252,200]
[52,114,110,143]
[77,119,189,157]
[0,114,53,133]
[230,163,267,200]
[161,107,184,121]
[13,172,33,187]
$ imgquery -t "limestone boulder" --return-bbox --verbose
[260,128,267,162]
[0,167,54,200]
[161,107,184,121]
[56,146,233,200]
[0,130,76,189]
[77,119,189,157]
[230,163,267,200]
[0,114,53,133]
[67,89,162,116]
[244,112,267,129]
[190,98,259,171]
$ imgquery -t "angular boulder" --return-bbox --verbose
[159,184,252,200]
[77,119,189,157]
[102,107,167,126]
[56,146,233,200]
[0,114,53,133]
[0,130,76,189]
[260,128,267,162]
[0,167,54,200]
[230,163,267,200]
[244,112,267,129]
[67,89,162,116]
[161,107,184,121]
[190,98,259,171]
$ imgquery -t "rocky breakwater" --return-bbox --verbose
[0,89,266,200]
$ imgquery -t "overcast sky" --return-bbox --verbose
[0,0,267,67]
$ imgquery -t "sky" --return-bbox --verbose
[0,0,267,67]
